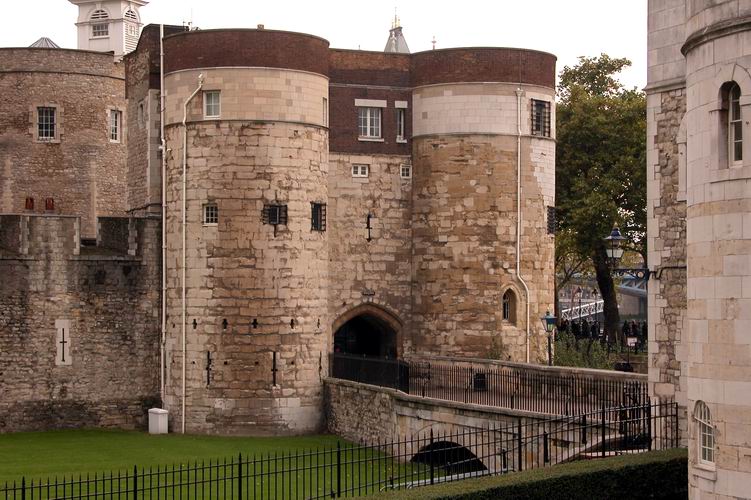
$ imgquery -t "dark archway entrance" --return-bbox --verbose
[411,441,487,475]
[334,313,398,358]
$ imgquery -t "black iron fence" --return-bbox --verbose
[330,353,648,415]
[1,402,678,499]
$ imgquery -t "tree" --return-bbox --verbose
[556,54,646,344]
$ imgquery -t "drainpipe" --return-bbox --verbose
[516,88,532,363]
[181,73,203,434]
[159,23,166,413]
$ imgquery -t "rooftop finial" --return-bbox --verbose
[431,35,437,50]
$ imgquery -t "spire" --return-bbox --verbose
[30,37,60,49]
[384,12,410,54]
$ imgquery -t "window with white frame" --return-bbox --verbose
[37,107,56,141]
[358,107,381,139]
[109,109,122,142]
[400,164,412,179]
[694,401,715,466]
[352,164,369,178]
[203,203,218,225]
[322,97,328,127]
[204,91,221,118]
[396,108,406,142]
[729,83,743,164]
[90,10,109,37]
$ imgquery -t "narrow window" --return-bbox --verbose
[531,99,551,137]
[502,289,517,324]
[694,401,715,466]
[204,91,221,118]
[351,164,369,178]
[37,107,56,141]
[547,206,556,235]
[202,203,218,225]
[396,108,406,142]
[109,109,122,142]
[311,202,326,232]
[729,83,743,164]
[358,107,381,139]
[322,97,328,127]
[400,164,412,179]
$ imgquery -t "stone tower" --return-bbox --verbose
[409,49,556,362]
[161,29,330,435]
[648,1,751,497]
[69,0,147,59]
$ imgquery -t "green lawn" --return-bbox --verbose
[0,429,344,484]
[0,430,430,498]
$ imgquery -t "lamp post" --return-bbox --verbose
[604,226,686,280]
[541,311,556,366]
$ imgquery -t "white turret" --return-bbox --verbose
[68,0,147,59]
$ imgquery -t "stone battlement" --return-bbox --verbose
[0,214,157,260]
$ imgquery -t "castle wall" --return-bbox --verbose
[0,48,127,238]
[328,152,413,351]
[682,4,751,496]
[649,0,751,497]
[0,214,161,432]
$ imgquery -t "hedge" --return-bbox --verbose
[372,448,688,500]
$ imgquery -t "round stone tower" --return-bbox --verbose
[409,48,556,362]
[0,47,127,239]
[680,1,751,496]
[162,29,330,435]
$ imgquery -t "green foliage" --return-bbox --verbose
[556,54,647,340]
[556,54,646,259]
[373,449,688,500]
[553,331,612,370]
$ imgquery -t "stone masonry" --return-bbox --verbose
[0,215,161,432]
[0,48,127,238]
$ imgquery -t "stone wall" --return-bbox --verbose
[162,118,329,435]
[0,215,161,432]
[328,152,413,351]
[410,132,555,362]
[646,88,687,426]
[0,48,127,238]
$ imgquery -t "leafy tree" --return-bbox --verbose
[556,54,646,343]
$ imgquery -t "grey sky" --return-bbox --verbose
[2,0,648,91]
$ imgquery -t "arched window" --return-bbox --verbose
[729,83,743,164]
[90,9,109,38]
[502,290,516,324]
[720,81,743,168]
[694,401,715,466]
[90,9,109,20]
[124,9,138,22]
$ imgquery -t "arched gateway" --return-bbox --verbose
[332,304,402,358]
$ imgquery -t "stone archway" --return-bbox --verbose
[332,304,402,358]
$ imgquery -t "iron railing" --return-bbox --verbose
[1,402,678,499]
[330,353,648,415]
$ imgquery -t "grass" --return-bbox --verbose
[0,429,345,484]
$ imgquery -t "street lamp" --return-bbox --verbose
[541,311,556,366]
[604,226,656,280]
